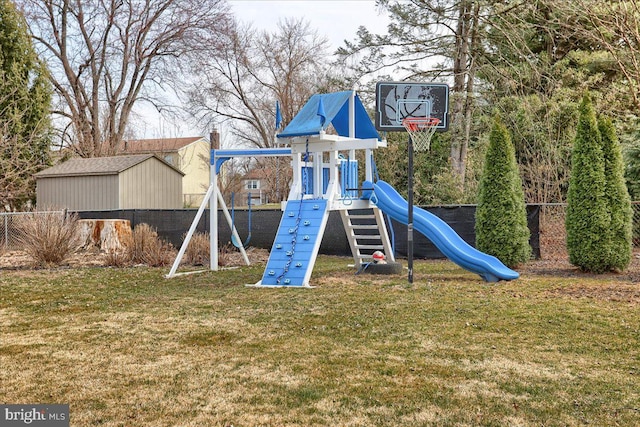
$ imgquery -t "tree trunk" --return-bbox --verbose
[450,0,472,187]
[78,219,132,252]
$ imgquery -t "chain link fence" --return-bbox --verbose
[539,202,640,260]
[538,204,568,260]
[0,211,65,252]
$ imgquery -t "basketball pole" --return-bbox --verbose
[407,133,414,284]
[374,81,450,285]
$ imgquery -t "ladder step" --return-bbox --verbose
[355,235,381,240]
[351,225,379,230]
[346,214,376,220]
[355,244,384,250]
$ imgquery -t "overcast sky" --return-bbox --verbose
[136,1,390,139]
[229,0,389,52]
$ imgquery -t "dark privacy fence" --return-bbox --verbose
[77,206,541,259]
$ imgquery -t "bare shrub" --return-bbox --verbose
[217,243,234,267]
[179,235,246,268]
[103,232,131,267]
[128,223,174,267]
[104,250,129,267]
[15,210,81,267]
[103,227,134,267]
[182,232,210,266]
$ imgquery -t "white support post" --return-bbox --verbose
[349,91,357,196]
[166,183,215,278]
[211,157,218,271]
[326,150,339,205]
[313,153,323,198]
[349,90,355,138]
[289,152,302,201]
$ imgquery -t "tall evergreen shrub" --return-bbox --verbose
[566,93,610,273]
[599,117,633,271]
[476,115,531,268]
[0,0,52,209]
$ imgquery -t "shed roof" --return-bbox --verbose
[35,154,184,178]
[120,136,205,154]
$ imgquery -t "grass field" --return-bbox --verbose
[1,256,639,426]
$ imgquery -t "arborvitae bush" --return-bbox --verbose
[476,115,531,268]
[566,93,611,273]
[599,117,633,271]
[0,0,52,210]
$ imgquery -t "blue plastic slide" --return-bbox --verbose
[372,180,519,282]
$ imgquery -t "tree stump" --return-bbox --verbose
[78,219,132,252]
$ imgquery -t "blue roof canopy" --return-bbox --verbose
[277,91,380,140]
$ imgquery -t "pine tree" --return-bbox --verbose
[565,93,610,273]
[599,116,633,271]
[476,115,531,268]
[0,0,51,209]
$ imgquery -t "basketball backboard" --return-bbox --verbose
[375,82,449,132]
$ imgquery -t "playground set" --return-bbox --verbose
[167,84,519,285]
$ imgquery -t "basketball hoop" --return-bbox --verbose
[402,117,441,152]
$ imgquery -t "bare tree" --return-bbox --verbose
[560,1,640,114]
[255,156,292,203]
[186,17,330,149]
[18,0,230,157]
[336,0,487,189]
[479,1,628,203]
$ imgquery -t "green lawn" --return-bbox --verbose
[1,257,639,426]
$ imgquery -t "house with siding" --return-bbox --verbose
[119,136,210,206]
[240,168,275,206]
[34,154,184,210]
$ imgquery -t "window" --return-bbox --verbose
[246,180,259,190]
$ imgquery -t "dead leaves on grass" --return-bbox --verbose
[545,283,640,305]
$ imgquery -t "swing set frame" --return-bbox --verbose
[166,148,292,278]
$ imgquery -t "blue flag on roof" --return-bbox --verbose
[275,101,282,130]
[317,97,326,127]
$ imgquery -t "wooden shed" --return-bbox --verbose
[35,154,184,210]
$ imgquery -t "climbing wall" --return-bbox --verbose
[259,199,329,287]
